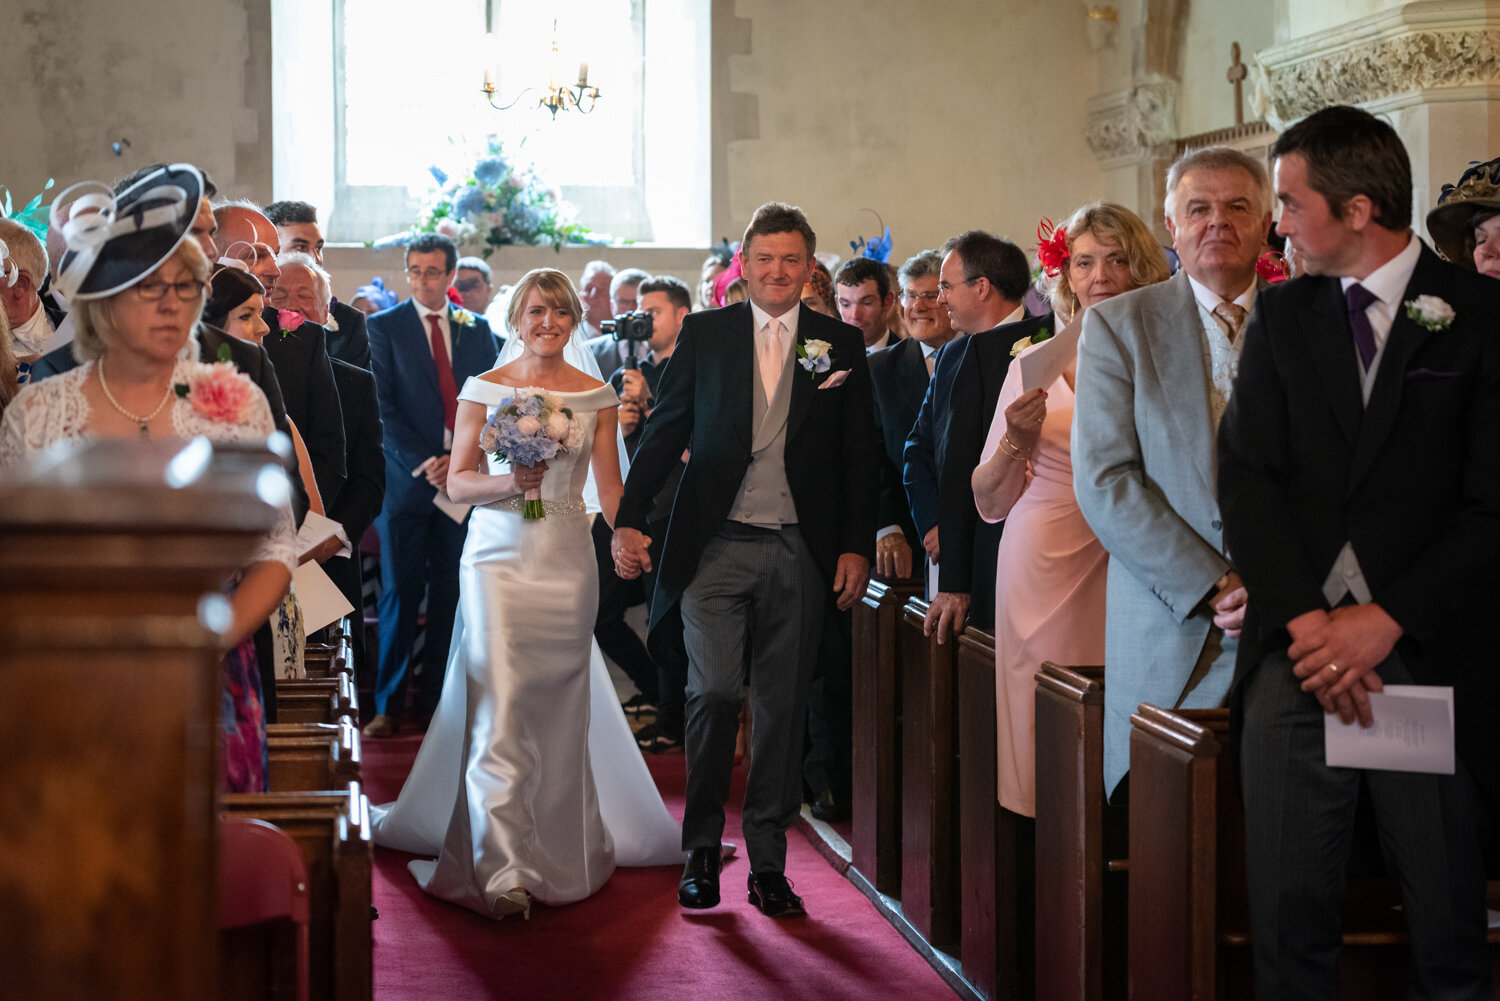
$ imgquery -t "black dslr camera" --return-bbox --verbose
[599,311,654,370]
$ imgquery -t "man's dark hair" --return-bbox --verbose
[405,233,458,272]
[834,257,891,299]
[114,162,218,199]
[1271,105,1412,231]
[741,201,817,257]
[639,275,692,313]
[939,230,1031,302]
[264,200,319,226]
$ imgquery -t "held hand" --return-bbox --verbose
[923,526,940,563]
[1209,572,1248,638]
[513,459,549,493]
[424,454,451,488]
[1003,388,1048,454]
[875,534,913,580]
[832,554,872,612]
[617,400,644,436]
[619,368,650,406]
[923,591,970,645]
[611,526,653,580]
[307,536,343,565]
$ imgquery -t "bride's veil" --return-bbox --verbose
[492,287,616,510]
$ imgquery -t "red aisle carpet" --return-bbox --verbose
[364,733,957,1001]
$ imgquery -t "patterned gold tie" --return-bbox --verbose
[1211,301,1247,342]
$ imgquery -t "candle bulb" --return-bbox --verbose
[483,66,494,88]
[577,61,589,86]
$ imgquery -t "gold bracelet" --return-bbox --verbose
[999,433,1032,462]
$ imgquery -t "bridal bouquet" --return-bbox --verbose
[479,387,585,519]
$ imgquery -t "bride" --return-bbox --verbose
[369,267,684,919]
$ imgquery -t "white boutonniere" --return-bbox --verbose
[797,338,834,377]
[325,311,340,333]
[450,305,477,327]
[1403,295,1455,332]
[1010,326,1053,358]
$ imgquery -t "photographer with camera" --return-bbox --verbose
[590,276,693,751]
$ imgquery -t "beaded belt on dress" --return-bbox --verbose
[485,496,588,516]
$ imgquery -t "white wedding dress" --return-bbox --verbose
[369,377,684,918]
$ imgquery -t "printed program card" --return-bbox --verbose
[1019,315,1082,393]
[1324,684,1454,774]
[292,560,355,634]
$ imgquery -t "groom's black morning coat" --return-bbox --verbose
[1218,243,1500,801]
[617,300,880,635]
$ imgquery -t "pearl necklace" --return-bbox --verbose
[97,357,176,437]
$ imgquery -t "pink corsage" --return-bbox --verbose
[1256,251,1291,284]
[1035,218,1070,277]
[277,308,305,338]
[175,362,257,425]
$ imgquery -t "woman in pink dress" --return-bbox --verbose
[971,203,1169,817]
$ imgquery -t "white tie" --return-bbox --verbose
[759,320,783,405]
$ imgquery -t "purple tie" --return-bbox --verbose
[1345,282,1378,371]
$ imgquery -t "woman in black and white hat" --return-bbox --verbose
[1426,156,1500,280]
[0,164,295,793]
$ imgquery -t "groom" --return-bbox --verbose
[613,202,877,917]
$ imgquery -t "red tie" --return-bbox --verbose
[427,313,458,431]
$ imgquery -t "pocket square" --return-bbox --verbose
[818,369,850,390]
[1404,367,1461,381]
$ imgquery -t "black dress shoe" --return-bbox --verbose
[810,789,849,823]
[678,847,721,908]
[746,871,805,918]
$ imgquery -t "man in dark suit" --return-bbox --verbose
[902,231,1040,638]
[1219,105,1500,999]
[320,357,385,679]
[264,200,371,368]
[868,250,957,577]
[612,202,878,917]
[216,200,346,504]
[365,233,500,737]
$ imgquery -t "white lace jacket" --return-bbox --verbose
[0,359,297,571]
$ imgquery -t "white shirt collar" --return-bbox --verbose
[11,298,54,355]
[1339,232,1421,308]
[749,299,800,342]
[865,330,892,354]
[413,297,449,323]
[1185,273,1256,315]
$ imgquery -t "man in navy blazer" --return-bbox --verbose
[365,233,500,736]
[612,203,878,917]
[1220,106,1500,998]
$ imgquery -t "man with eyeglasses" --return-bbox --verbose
[869,250,954,585]
[364,232,501,738]
[903,231,1044,640]
[585,266,651,377]
[264,199,371,369]
[453,256,495,316]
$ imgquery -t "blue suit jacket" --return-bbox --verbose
[367,300,501,516]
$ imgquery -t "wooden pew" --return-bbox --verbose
[304,633,353,680]
[0,438,283,1000]
[956,625,1033,1001]
[221,783,373,1001]
[1033,663,1123,1001]
[267,720,362,792]
[1126,704,1500,1000]
[899,597,960,952]
[277,673,358,725]
[851,578,920,897]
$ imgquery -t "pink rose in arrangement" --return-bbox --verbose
[182,362,257,425]
[516,415,543,436]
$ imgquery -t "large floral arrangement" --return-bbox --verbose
[479,387,585,519]
[379,139,607,254]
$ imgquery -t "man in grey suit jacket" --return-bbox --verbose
[1072,146,1272,799]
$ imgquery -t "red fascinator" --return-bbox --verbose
[1255,251,1290,284]
[1035,218,1070,278]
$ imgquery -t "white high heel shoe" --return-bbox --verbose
[491,887,532,921]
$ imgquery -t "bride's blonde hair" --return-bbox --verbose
[506,268,583,338]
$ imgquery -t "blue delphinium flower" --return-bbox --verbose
[428,165,449,186]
